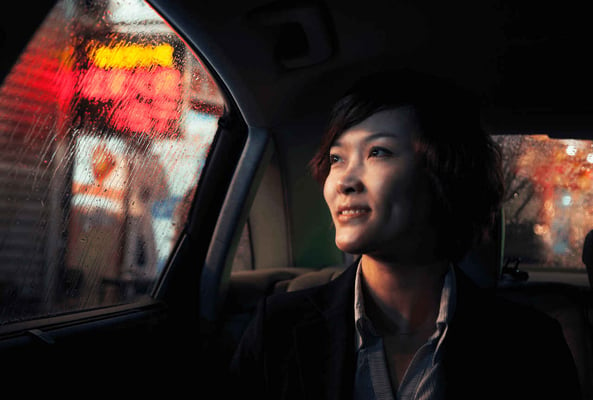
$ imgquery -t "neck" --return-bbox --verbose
[360,254,449,335]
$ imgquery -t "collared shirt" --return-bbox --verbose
[353,261,457,400]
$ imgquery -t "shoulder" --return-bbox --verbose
[261,262,357,327]
[460,279,563,342]
[490,294,563,340]
[454,267,560,333]
[229,263,357,379]
[486,295,580,398]
[231,262,358,346]
[452,269,570,362]
[447,272,580,399]
[489,289,555,322]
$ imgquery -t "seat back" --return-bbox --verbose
[285,265,346,292]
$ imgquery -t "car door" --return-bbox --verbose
[0,0,262,390]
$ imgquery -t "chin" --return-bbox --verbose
[335,238,367,255]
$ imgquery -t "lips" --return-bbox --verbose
[337,205,371,220]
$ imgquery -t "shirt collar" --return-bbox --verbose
[432,264,456,364]
[353,260,457,351]
[435,264,456,331]
[354,259,378,349]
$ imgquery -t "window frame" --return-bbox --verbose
[0,0,248,341]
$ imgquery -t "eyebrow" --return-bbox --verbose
[330,132,400,148]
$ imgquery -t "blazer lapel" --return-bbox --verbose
[293,263,358,400]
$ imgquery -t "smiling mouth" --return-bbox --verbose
[337,207,371,220]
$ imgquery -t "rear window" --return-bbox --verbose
[494,135,593,272]
[0,0,225,323]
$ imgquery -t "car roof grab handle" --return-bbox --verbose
[250,2,335,69]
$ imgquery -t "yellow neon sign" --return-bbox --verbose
[88,42,174,69]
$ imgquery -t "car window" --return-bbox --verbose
[0,0,225,324]
[494,135,592,272]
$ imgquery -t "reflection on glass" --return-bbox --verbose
[0,0,225,322]
[495,135,593,271]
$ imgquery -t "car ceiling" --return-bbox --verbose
[148,0,593,139]
[3,0,592,137]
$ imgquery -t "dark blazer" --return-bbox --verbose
[229,261,581,400]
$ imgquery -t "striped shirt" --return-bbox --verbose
[353,262,457,400]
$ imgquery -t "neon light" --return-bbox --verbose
[88,42,174,69]
[78,66,181,134]
[79,67,181,102]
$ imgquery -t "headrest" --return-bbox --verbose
[458,208,504,289]
[286,266,346,292]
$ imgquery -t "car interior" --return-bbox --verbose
[1,0,592,397]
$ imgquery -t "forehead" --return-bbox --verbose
[333,105,420,146]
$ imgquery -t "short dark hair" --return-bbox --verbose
[310,69,504,262]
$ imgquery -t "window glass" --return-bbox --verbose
[494,135,593,272]
[0,0,225,323]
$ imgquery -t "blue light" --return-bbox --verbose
[561,195,572,206]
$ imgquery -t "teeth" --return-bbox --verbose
[340,209,367,215]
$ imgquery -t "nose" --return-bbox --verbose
[337,166,364,194]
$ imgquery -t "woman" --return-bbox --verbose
[229,70,580,400]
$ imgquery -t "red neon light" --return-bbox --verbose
[0,46,77,135]
[78,66,182,135]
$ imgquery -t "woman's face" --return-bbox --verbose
[323,106,435,260]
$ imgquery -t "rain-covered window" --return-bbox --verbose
[0,0,225,323]
[495,135,593,272]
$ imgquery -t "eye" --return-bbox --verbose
[329,153,342,165]
[369,147,392,158]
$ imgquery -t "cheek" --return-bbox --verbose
[412,175,436,222]
[322,176,334,209]
[372,168,416,218]
[386,173,434,229]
